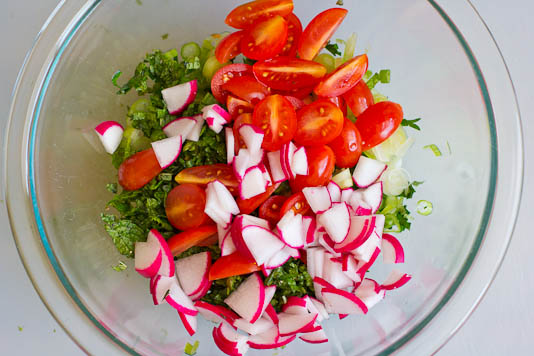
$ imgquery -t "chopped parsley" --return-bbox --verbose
[365,69,391,90]
[325,42,342,56]
[401,118,421,131]
[379,181,423,233]
[101,214,145,257]
[161,33,169,40]
[112,260,128,272]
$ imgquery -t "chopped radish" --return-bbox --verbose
[302,216,315,246]
[321,287,368,315]
[165,281,197,316]
[263,304,279,325]
[151,275,177,305]
[306,248,317,279]
[148,229,175,277]
[306,296,329,321]
[278,312,318,336]
[189,279,212,301]
[356,247,381,279]
[282,296,308,315]
[242,225,285,266]
[231,215,270,261]
[354,278,385,310]
[342,255,362,283]
[215,322,250,356]
[352,232,381,263]
[340,187,354,203]
[302,186,332,213]
[312,276,334,302]
[205,183,232,226]
[334,215,373,252]
[202,104,231,133]
[175,251,211,297]
[239,166,267,199]
[322,254,353,289]
[382,233,405,264]
[233,148,265,180]
[195,301,238,328]
[313,249,326,279]
[212,326,239,356]
[299,329,328,344]
[291,146,308,176]
[259,164,273,187]
[358,182,384,214]
[187,114,204,142]
[151,135,182,169]
[318,233,339,256]
[248,326,296,349]
[224,273,266,323]
[210,180,240,215]
[162,117,196,139]
[94,121,123,154]
[178,311,197,336]
[352,156,387,188]
[161,80,197,115]
[239,124,264,154]
[264,246,292,269]
[218,224,231,248]
[258,285,277,321]
[234,317,274,336]
[134,231,163,278]
[225,127,235,164]
[276,210,304,249]
[266,150,288,183]
[382,270,412,290]
[317,202,351,243]
[221,231,237,256]
[280,142,297,179]
[327,181,342,203]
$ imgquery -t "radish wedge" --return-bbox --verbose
[278,312,318,336]
[134,231,164,278]
[291,146,308,176]
[321,287,368,315]
[165,281,197,316]
[282,296,308,315]
[162,117,196,139]
[242,225,285,266]
[178,311,197,336]
[334,215,373,252]
[352,156,387,188]
[352,230,382,263]
[306,296,329,321]
[267,150,288,183]
[354,278,385,309]
[211,180,240,215]
[359,182,384,214]
[322,254,353,289]
[94,121,123,154]
[205,183,233,226]
[302,186,332,213]
[216,322,250,356]
[340,187,354,203]
[189,279,212,301]
[151,135,182,169]
[239,124,264,154]
[187,114,204,142]
[317,202,351,243]
[225,273,266,323]
[231,215,270,261]
[161,80,197,115]
[263,304,279,325]
[382,270,412,290]
[239,166,267,199]
[342,255,362,283]
[151,275,177,305]
[175,251,211,297]
[264,246,292,269]
[195,301,238,327]
[248,326,296,349]
[259,285,277,321]
[234,317,273,335]
[280,142,297,179]
[327,181,342,203]
[202,104,231,133]
[225,127,235,164]
[149,229,175,277]
[299,329,328,344]
[221,231,237,256]
[382,233,405,264]
[276,210,305,249]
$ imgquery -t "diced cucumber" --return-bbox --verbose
[181,42,201,60]
[203,56,227,80]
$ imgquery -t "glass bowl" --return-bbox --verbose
[4,0,523,355]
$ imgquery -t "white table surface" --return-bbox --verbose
[1,1,532,355]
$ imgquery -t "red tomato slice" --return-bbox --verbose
[209,252,260,280]
[280,192,311,217]
[236,183,278,214]
[222,76,270,105]
[167,225,217,256]
[273,85,315,99]
[118,148,162,191]
[289,145,335,192]
[342,80,374,117]
[355,101,404,151]
[294,99,344,146]
[328,118,363,168]
[314,54,368,97]
[298,8,348,60]
[232,113,254,154]
[227,95,254,119]
[241,15,288,61]
[215,31,244,63]
[174,164,239,195]
[279,13,303,57]
[211,63,253,104]
[166,184,210,231]
[252,94,297,151]
[320,96,347,117]
[259,195,288,226]
[284,96,305,110]
[253,57,327,90]
[225,0,294,29]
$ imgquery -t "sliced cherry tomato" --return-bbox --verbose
[289,145,335,192]
[233,113,254,154]
[167,225,217,256]
[342,80,374,117]
[321,96,347,117]
[227,95,254,118]
[209,252,261,280]
[253,57,326,90]
[225,0,294,29]
[215,31,244,63]
[237,183,278,214]
[294,99,344,146]
[211,63,253,104]
[279,13,303,57]
[118,148,162,191]
[252,95,297,151]
[222,76,270,105]
[175,164,239,195]
[273,85,315,99]
[166,184,210,231]
[259,195,288,225]
[355,101,404,151]
[280,192,311,217]
[328,118,363,168]
[241,15,288,61]
[284,96,305,110]
[298,8,348,60]
[197,233,219,247]
[314,54,368,97]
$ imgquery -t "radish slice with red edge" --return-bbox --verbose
[327,181,342,203]
[322,253,353,289]
[216,322,250,356]
[175,251,211,297]
[382,233,405,264]
[264,246,292,269]
[356,247,381,279]
[242,225,285,266]
[321,287,368,315]
[263,304,279,325]
[151,275,177,305]
[165,281,197,316]
[334,215,372,252]
[278,312,318,336]
[352,232,382,263]
[195,301,238,328]
[151,135,182,169]
[276,210,305,249]
[204,183,233,227]
[212,326,239,356]
[340,187,354,203]
[210,180,240,215]
[342,255,362,283]
[234,317,274,336]
[280,142,296,179]
[305,296,329,321]
[306,248,317,279]
[239,166,267,199]
[134,234,163,278]
[302,216,315,246]
[258,285,276,320]
[224,273,266,323]
[312,276,335,302]
[202,104,231,133]
[142,229,174,277]
[231,215,270,261]
[302,186,332,213]
[382,270,412,290]
[291,146,308,176]
[94,121,123,154]
[161,80,197,115]
[299,329,328,344]
[239,124,264,154]
[354,278,385,310]
[189,279,212,301]
[259,164,273,187]
[221,231,237,256]
[266,150,288,183]
[225,127,235,164]
[162,117,196,139]
[187,114,204,142]
[317,202,351,243]
[178,311,197,336]
[318,232,339,256]
[248,326,297,349]
[352,156,387,188]
[282,296,308,315]
[359,182,383,214]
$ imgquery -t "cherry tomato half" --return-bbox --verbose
[241,15,288,61]
[174,164,239,195]
[328,118,363,168]
[225,0,294,30]
[280,192,311,217]
[252,95,297,151]
[215,31,244,64]
[284,96,305,110]
[355,101,404,151]
[222,76,270,105]
[211,63,253,104]
[236,183,278,214]
[209,252,260,280]
[294,99,344,146]
[233,113,254,154]
[167,225,217,256]
[289,145,335,192]
[118,148,162,191]
[279,13,303,57]
[320,95,347,117]
[314,54,368,97]
[298,8,348,60]
[166,184,210,231]
[253,57,327,90]
[259,195,288,226]
[342,80,374,117]
[273,85,315,99]
[227,95,254,118]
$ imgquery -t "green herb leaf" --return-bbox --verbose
[401,118,421,131]
[161,33,169,40]
[423,144,442,157]
[106,183,118,194]
[325,42,342,56]
[365,69,391,90]
[416,200,433,216]
[101,214,145,257]
[111,70,122,88]
[112,261,127,272]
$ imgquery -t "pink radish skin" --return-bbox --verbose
[352,231,382,263]
[302,186,332,213]
[334,216,373,252]
[382,233,405,264]
[225,127,235,164]
[318,233,339,256]
[94,121,123,154]
[339,313,348,320]
[354,279,386,309]
[239,166,267,199]
[186,114,204,142]
[382,270,412,290]
[321,287,368,314]
[264,246,292,269]
[302,216,315,246]
[210,180,240,215]
[306,296,329,321]
[259,164,273,187]
[264,304,279,325]
[225,273,266,323]
[134,244,162,279]
[175,251,211,297]
[299,329,328,344]
[327,181,342,203]
[212,326,239,356]
[291,146,308,176]
[151,275,177,305]
[352,156,387,188]
[178,311,197,336]
[216,323,250,356]
[195,301,238,328]
[234,317,274,336]
[266,150,288,183]
[317,202,351,244]
[322,254,353,289]
[276,210,305,249]
[278,312,318,336]
[312,276,335,302]
[231,215,270,261]
[340,187,354,203]
[343,255,363,283]
[162,117,196,138]
[202,104,231,133]
[356,247,381,278]
[189,279,212,301]
[149,229,175,277]
[161,80,197,115]
[282,296,308,314]
[239,124,264,154]
[165,282,198,316]
[280,142,297,179]
[242,225,285,266]
[261,266,272,277]
[258,285,277,321]
[151,135,182,169]
[248,326,296,349]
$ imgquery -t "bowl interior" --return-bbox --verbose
[31,0,493,354]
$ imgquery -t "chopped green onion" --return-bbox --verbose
[163,48,178,60]
[447,141,452,154]
[423,144,442,157]
[185,56,201,70]
[371,89,388,103]
[181,42,201,59]
[203,56,227,79]
[401,118,421,131]
[314,53,336,73]
[366,69,391,90]
[184,341,200,355]
[128,98,150,116]
[416,200,433,216]
[342,33,357,63]
[111,70,122,88]
[158,173,173,181]
[112,261,127,272]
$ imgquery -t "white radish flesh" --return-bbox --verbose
[267,150,288,183]
[317,202,351,243]
[234,317,273,336]
[210,180,240,215]
[151,275,177,305]
[178,312,197,336]
[352,156,387,188]
[242,226,285,266]
[276,210,305,249]
[302,186,332,213]
[165,282,197,315]
[162,117,196,139]
[195,301,238,328]
[224,273,265,323]
[175,252,211,297]
[225,127,235,164]
[204,183,232,226]
[202,104,231,133]
[264,246,292,269]
[221,232,237,256]
[239,166,267,199]
[94,121,123,154]
[151,135,182,169]
[299,329,328,344]
[186,114,204,142]
[291,146,308,176]
[306,296,329,321]
[381,270,412,290]
[354,278,385,310]
[161,80,197,114]
[359,182,384,214]
[239,124,264,154]
[341,187,354,203]
[278,312,318,336]
[322,255,353,289]
[327,181,342,203]
[321,287,368,315]
[382,233,405,264]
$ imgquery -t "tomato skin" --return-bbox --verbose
[211,63,253,104]
[222,76,270,105]
[279,13,303,57]
[252,95,297,151]
[209,252,260,280]
[320,96,347,117]
[259,195,288,225]
[298,8,348,60]
[273,85,314,100]
[328,118,363,168]
[232,113,254,154]
[225,0,294,29]
[342,80,374,117]
[294,99,344,146]
[167,225,217,256]
[314,54,368,97]
[241,16,288,61]
[174,164,239,195]
[289,145,336,192]
[284,96,305,110]
[118,148,162,191]
[215,31,244,63]
[253,57,327,90]
[166,184,210,231]
[280,192,311,217]
[227,95,254,119]
[237,183,278,214]
[355,101,404,151]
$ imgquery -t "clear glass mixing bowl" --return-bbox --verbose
[4,0,523,355]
